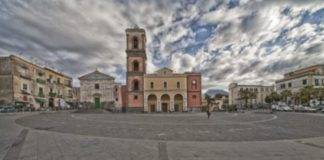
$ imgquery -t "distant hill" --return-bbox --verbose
[205,89,229,97]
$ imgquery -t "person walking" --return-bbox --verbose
[206,110,211,119]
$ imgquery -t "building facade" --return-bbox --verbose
[44,68,73,109]
[275,65,324,93]
[125,27,202,112]
[228,83,274,106]
[143,68,188,112]
[0,55,73,109]
[79,70,115,109]
[114,84,127,111]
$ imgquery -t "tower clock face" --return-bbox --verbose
[192,80,196,84]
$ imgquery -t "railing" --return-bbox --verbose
[36,78,46,84]
[49,92,56,97]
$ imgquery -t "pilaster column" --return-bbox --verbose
[157,99,161,112]
[144,95,148,112]
[183,97,188,112]
[170,100,174,112]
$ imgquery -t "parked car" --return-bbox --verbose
[314,105,324,111]
[321,108,324,113]
[1,106,16,113]
[271,105,279,110]
[294,105,305,112]
[280,106,293,112]
[304,107,317,113]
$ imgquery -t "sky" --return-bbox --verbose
[0,0,323,91]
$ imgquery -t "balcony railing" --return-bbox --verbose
[20,74,32,80]
[21,90,30,95]
[38,92,45,98]
[49,92,56,97]
[36,78,46,84]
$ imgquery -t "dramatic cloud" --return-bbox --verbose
[0,0,323,91]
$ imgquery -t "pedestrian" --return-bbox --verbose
[206,110,211,119]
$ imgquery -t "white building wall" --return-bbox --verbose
[80,79,115,103]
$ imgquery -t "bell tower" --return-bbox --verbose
[125,26,146,112]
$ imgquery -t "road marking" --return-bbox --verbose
[3,129,29,160]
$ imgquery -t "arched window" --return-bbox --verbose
[163,82,167,89]
[133,80,139,91]
[177,82,180,89]
[133,61,139,72]
[133,36,139,49]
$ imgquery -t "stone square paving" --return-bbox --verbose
[1,111,324,160]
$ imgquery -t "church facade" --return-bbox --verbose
[125,27,202,112]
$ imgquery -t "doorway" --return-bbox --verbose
[94,97,101,109]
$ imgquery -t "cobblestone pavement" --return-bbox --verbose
[1,111,324,160]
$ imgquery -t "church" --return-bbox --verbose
[124,26,202,112]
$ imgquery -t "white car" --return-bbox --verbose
[281,106,293,112]
[271,105,279,110]
[303,107,317,113]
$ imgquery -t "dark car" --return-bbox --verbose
[1,106,16,113]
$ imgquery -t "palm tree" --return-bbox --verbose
[239,89,252,109]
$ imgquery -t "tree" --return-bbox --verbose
[238,89,256,109]
[280,90,292,104]
[265,92,280,104]
[292,92,301,105]
[300,86,315,105]
[313,88,324,105]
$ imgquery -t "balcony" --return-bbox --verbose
[20,74,32,80]
[21,90,31,95]
[38,92,45,98]
[36,78,46,84]
[49,92,56,97]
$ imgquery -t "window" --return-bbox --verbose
[261,88,264,92]
[95,83,100,89]
[150,82,154,89]
[134,95,138,100]
[192,95,197,99]
[116,98,118,102]
[133,36,139,49]
[288,82,292,88]
[280,84,286,89]
[50,88,53,93]
[302,79,307,85]
[133,61,139,71]
[192,80,197,89]
[57,78,61,84]
[315,79,319,86]
[163,82,167,89]
[39,87,43,94]
[133,80,139,91]
[254,88,258,92]
[23,84,28,90]
[177,82,180,89]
